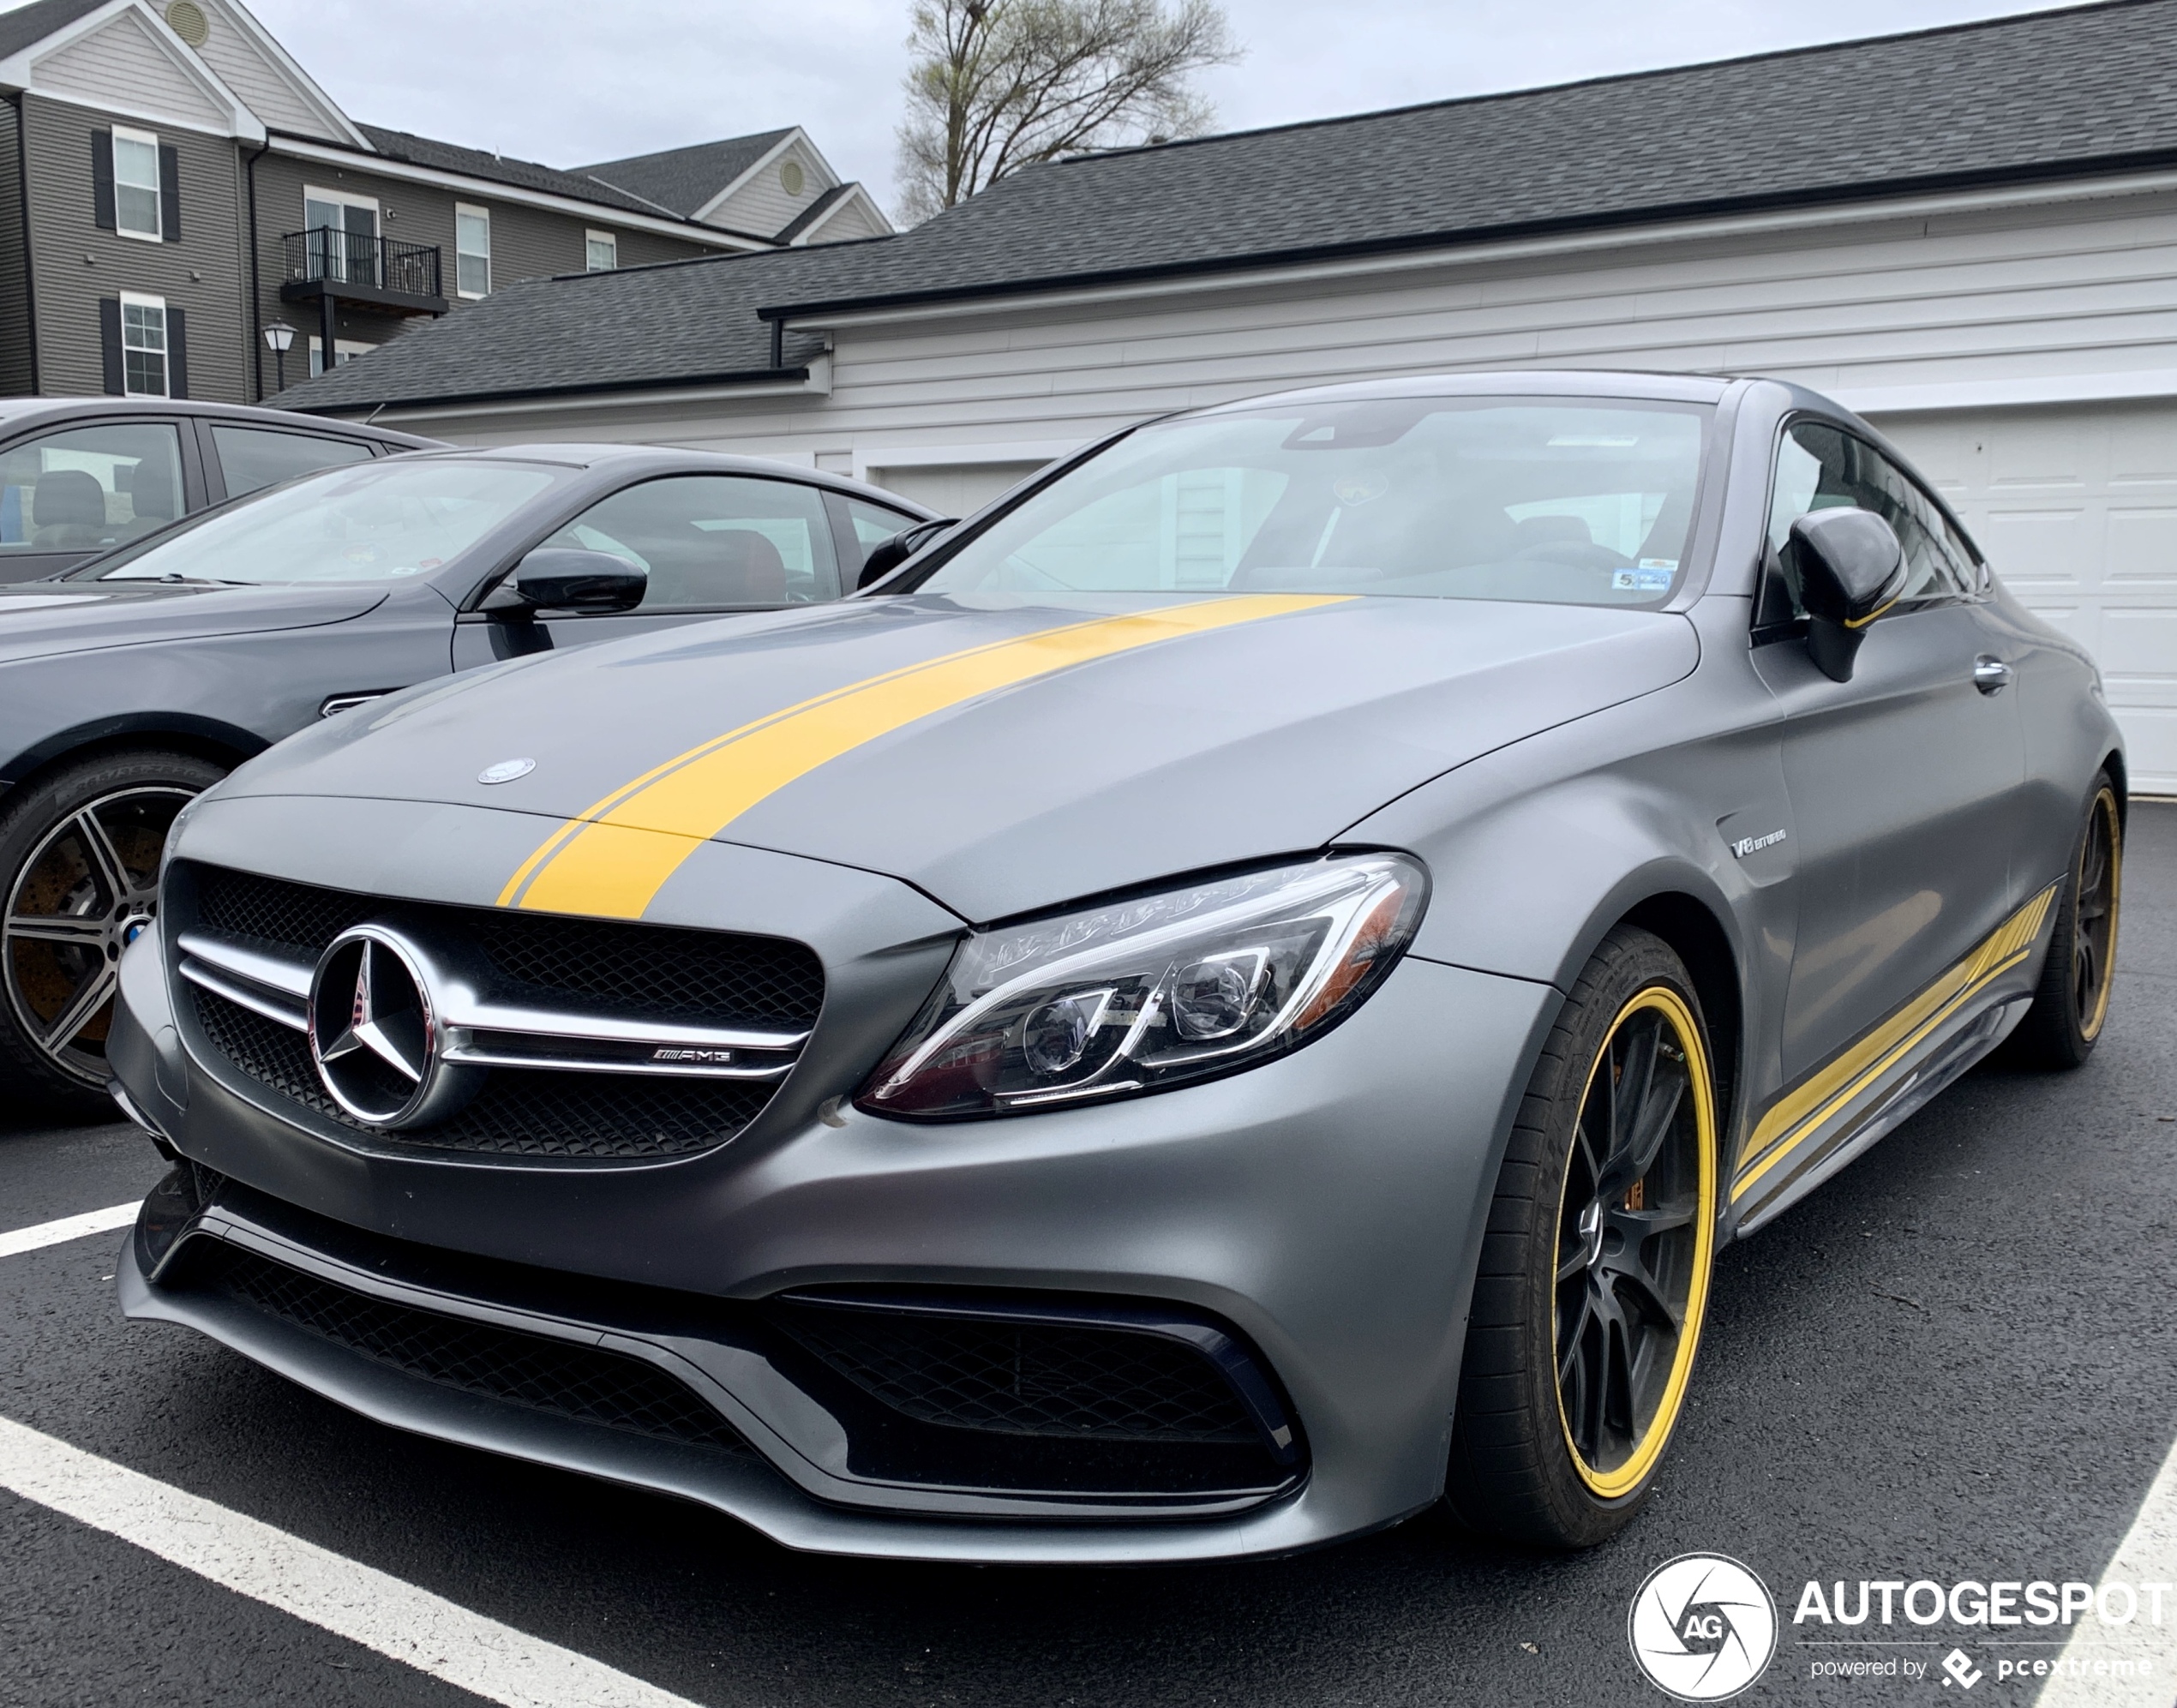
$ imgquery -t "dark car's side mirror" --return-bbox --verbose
[857,518,957,590]
[507,548,647,613]
[1790,508,1908,683]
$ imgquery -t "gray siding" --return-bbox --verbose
[707,137,825,238]
[23,94,247,400]
[249,152,711,398]
[0,99,34,395]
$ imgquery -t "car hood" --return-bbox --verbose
[0,578,388,662]
[221,591,1699,923]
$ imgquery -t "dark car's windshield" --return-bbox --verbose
[68,458,563,585]
[912,396,1712,607]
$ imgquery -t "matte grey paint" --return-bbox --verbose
[112,372,2122,1563]
[0,443,930,788]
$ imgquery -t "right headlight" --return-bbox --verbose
[855,852,1429,1121]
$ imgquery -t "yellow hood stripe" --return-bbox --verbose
[499,594,1351,919]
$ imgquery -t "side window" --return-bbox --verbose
[212,425,374,500]
[834,494,924,578]
[545,475,841,610]
[0,422,185,554]
[1762,421,1977,621]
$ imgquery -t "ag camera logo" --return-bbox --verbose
[1629,1553,1778,1701]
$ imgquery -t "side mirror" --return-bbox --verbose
[1790,508,1907,683]
[857,518,957,590]
[507,548,647,614]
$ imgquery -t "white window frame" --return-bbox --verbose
[455,202,490,298]
[118,291,168,398]
[112,126,162,243]
[301,184,380,284]
[308,336,377,379]
[585,229,617,272]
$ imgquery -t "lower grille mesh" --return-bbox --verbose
[191,988,770,1160]
[776,1305,1261,1443]
[218,1248,752,1455]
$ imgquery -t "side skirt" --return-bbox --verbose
[1723,881,2060,1238]
[1731,994,2030,1236]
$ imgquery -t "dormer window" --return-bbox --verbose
[113,132,159,237]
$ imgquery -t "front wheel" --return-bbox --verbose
[0,748,225,1111]
[1448,926,1719,1549]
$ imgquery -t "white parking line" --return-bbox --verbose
[0,1416,704,1708]
[2036,1432,2177,1706]
[0,1201,139,1260]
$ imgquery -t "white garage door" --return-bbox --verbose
[1879,404,2177,795]
[867,461,1050,518]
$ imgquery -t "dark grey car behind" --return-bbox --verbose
[0,442,933,1108]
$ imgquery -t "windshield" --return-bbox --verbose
[71,458,563,584]
[912,397,1712,607]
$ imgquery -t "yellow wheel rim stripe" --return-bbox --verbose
[1555,984,1718,1501]
[499,594,1350,920]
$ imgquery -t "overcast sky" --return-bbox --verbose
[243,0,2088,218]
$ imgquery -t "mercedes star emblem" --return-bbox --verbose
[307,926,476,1128]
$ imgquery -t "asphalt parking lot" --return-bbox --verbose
[2,801,2173,1708]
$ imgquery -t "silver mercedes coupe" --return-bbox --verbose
[107,372,2124,1561]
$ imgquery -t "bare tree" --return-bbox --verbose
[896,0,1241,223]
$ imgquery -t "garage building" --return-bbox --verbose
[285,0,2177,794]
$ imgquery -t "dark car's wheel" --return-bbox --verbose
[0,749,225,1111]
[2006,771,2122,1071]
[1448,925,1719,1549]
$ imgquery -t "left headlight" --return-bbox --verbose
[856,852,1429,1120]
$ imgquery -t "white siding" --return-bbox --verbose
[33,11,228,130]
[707,137,829,238]
[797,190,891,244]
[191,0,345,140]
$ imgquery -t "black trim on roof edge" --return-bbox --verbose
[759,143,2177,325]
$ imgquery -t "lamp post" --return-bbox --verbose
[262,321,293,394]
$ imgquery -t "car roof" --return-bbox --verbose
[1185,369,1738,417]
[0,397,440,447]
[393,442,940,515]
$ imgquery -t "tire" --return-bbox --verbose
[2004,771,2122,1071]
[0,748,225,1112]
[1447,926,1721,1550]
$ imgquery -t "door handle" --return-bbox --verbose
[1973,656,2012,695]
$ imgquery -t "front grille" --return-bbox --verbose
[776,1303,1261,1444]
[216,1246,753,1455]
[190,865,825,1030]
[179,863,821,1162]
[193,987,771,1160]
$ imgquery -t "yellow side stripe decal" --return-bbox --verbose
[1730,883,2056,1202]
[499,594,1352,920]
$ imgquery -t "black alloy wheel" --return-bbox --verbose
[1448,925,1718,1549]
[1552,988,1712,1492]
[0,749,225,1106]
[2006,770,2122,1071]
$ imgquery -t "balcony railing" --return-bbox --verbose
[281,228,442,304]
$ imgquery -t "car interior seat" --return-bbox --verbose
[30,470,112,550]
[123,457,178,538]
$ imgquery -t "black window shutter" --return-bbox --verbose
[166,306,187,399]
[98,297,123,393]
[158,145,178,241]
[92,129,114,231]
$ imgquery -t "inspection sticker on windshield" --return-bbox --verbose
[1613,566,1675,591]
